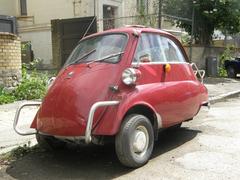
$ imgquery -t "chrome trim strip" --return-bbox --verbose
[13,102,41,136]
[156,113,163,129]
[132,61,188,65]
[85,101,120,144]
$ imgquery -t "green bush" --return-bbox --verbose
[13,68,48,100]
[0,60,49,105]
[218,46,234,77]
[0,87,16,105]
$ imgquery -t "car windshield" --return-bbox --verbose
[64,34,127,67]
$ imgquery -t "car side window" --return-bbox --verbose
[133,33,186,63]
[161,36,185,62]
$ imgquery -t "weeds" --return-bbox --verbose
[0,59,50,105]
[0,87,15,105]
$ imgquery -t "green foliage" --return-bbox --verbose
[164,0,240,45]
[181,34,191,45]
[218,46,235,77]
[13,70,48,100]
[0,59,49,105]
[13,60,48,100]
[21,41,31,51]
[0,87,15,105]
[22,58,43,71]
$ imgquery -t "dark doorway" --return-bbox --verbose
[51,16,97,68]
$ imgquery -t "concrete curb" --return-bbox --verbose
[209,90,240,104]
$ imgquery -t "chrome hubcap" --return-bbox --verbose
[133,126,149,155]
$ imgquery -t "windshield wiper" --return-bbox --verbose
[87,52,124,65]
[69,49,96,66]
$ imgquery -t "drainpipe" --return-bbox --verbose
[158,0,162,29]
[190,1,195,62]
[94,0,96,16]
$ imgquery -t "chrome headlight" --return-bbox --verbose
[122,68,140,85]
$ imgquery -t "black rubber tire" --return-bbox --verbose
[115,114,154,168]
[227,66,236,78]
[36,133,66,151]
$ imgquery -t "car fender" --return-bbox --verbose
[118,100,161,128]
[93,86,163,136]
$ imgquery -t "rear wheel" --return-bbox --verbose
[227,66,236,78]
[36,133,66,151]
[115,114,154,168]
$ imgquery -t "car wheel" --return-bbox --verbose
[36,133,66,151]
[115,114,154,168]
[227,66,236,78]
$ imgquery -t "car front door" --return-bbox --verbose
[132,32,200,127]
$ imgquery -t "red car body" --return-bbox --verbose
[15,26,208,167]
[31,27,208,136]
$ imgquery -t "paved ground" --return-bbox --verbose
[0,77,239,154]
[0,95,240,180]
[0,101,38,154]
[204,77,240,99]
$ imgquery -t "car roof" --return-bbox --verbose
[82,26,174,40]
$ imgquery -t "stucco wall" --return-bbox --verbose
[0,0,17,16]
[20,30,53,69]
[184,46,226,70]
[1,0,160,69]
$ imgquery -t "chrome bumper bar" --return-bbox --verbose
[191,63,205,83]
[13,100,119,143]
[13,101,41,136]
[85,101,119,144]
[202,101,211,109]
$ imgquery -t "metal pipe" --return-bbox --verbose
[13,102,41,136]
[94,0,96,16]
[190,2,195,62]
[85,101,119,144]
[158,0,162,29]
[83,16,96,38]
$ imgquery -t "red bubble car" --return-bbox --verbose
[14,26,209,168]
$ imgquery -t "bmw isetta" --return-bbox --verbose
[14,26,208,168]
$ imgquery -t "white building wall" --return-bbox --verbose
[1,0,143,68]
[17,0,96,67]
[0,0,17,16]
[20,30,52,66]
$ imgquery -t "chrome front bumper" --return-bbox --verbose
[13,101,41,136]
[13,100,120,144]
